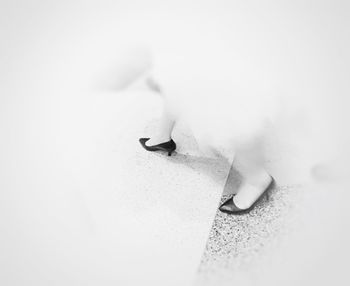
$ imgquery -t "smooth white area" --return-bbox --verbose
[0,59,232,285]
[0,1,234,285]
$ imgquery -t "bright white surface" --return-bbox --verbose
[0,59,232,286]
[0,2,235,285]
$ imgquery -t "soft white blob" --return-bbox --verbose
[115,1,350,178]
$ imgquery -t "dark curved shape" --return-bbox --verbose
[139,138,177,156]
[219,178,275,215]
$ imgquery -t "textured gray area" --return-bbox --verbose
[196,164,303,286]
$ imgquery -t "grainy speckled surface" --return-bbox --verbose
[195,163,303,286]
